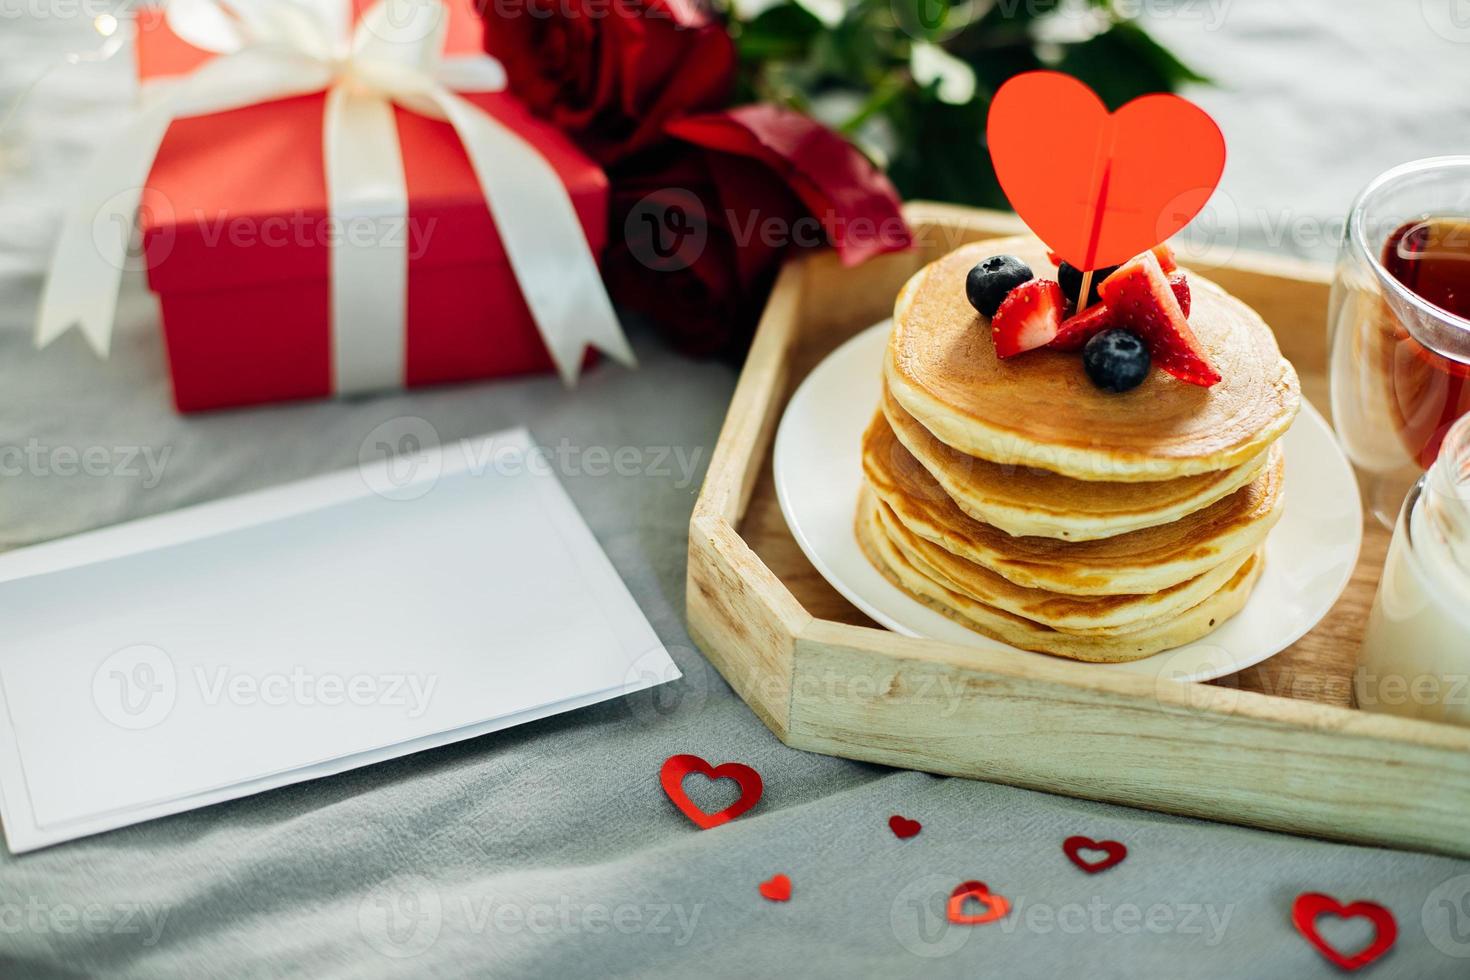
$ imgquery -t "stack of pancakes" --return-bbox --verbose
[857,237,1302,662]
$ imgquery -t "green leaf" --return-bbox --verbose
[735,3,825,62]
[885,95,1008,208]
[1054,20,1209,109]
[726,0,1210,210]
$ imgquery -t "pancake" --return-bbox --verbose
[855,491,1265,663]
[872,495,1254,635]
[882,387,1269,540]
[862,411,1285,596]
[886,235,1301,481]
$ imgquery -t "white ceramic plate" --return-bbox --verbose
[773,320,1363,682]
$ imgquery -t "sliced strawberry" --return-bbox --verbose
[1049,301,1113,352]
[1168,272,1191,317]
[992,278,1064,358]
[1151,243,1178,274]
[1098,253,1220,386]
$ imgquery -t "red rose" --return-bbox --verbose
[605,106,911,356]
[480,2,910,354]
[479,0,735,165]
[666,106,912,268]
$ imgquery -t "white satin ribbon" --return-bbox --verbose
[36,0,636,389]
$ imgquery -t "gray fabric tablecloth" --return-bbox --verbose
[3,3,1470,977]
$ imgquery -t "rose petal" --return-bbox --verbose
[666,105,911,265]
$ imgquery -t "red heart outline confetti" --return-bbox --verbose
[947,881,1011,926]
[758,874,792,903]
[1063,836,1127,874]
[1291,893,1397,971]
[987,70,1225,271]
[888,815,922,839]
[659,754,764,829]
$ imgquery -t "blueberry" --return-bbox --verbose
[1057,261,1119,308]
[966,255,1033,317]
[1083,329,1151,393]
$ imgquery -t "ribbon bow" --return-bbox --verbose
[36,0,636,388]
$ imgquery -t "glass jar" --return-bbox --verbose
[1356,413,1470,725]
[1327,156,1470,529]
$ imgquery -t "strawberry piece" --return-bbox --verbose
[1049,301,1113,352]
[991,279,1064,358]
[1098,253,1220,386]
[1168,272,1191,317]
[1151,244,1178,274]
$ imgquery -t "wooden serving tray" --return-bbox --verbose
[687,202,1470,858]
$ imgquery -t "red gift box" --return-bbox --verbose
[134,2,608,411]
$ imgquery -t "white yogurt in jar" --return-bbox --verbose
[1356,415,1470,725]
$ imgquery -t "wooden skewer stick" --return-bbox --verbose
[1076,268,1094,312]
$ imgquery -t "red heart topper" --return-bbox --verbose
[987,71,1225,271]
[888,815,922,839]
[1063,836,1127,874]
[947,881,1011,925]
[659,754,764,830]
[1291,893,1398,972]
[758,874,792,903]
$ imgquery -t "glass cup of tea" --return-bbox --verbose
[1328,156,1470,527]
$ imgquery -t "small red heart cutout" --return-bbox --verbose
[659,753,763,829]
[988,71,1225,271]
[1292,893,1397,971]
[888,815,922,839]
[1063,836,1127,874]
[758,874,791,903]
[947,881,1010,925]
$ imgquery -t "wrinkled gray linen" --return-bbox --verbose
[3,3,1470,977]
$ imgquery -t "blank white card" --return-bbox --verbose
[0,428,678,852]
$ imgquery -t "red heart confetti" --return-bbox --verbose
[888,815,922,839]
[1291,893,1397,972]
[947,881,1010,926]
[1063,836,1127,874]
[659,754,764,830]
[988,71,1225,272]
[758,874,792,903]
